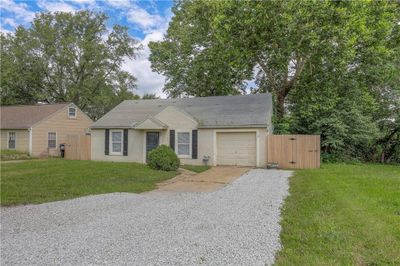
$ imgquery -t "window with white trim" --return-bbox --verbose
[177,132,190,156]
[110,130,123,155]
[48,132,57,149]
[68,107,76,118]
[8,132,16,149]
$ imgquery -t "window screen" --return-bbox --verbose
[68,107,76,118]
[177,132,190,155]
[8,132,16,149]
[48,132,56,148]
[111,131,122,153]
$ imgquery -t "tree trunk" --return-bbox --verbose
[380,151,385,163]
[276,90,286,119]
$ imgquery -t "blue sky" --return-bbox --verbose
[0,0,174,97]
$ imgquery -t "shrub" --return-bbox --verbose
[1,150,33,161]
[147,145,180,171]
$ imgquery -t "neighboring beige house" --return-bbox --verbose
[0,103,93,157]
[91,94,273,167]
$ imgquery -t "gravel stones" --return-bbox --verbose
[1,169,291,265]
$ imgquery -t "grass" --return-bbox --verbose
[1,150,33,161]
[180,164,211,173]
[275,163,400,265]
[0,159,177,206]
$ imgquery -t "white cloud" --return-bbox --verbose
[107,3,172,97]
[70,0,95,4]
[127,7,163,31]
[37,0,76,13]
[105,0,132,9]
[122,18,170,97]
[2,18,18,28]
[0,0,35,24]
[0,26,13,34]
[123,31,167,97]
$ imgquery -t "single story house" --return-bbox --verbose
[91,93,273,167]
[0,103,93,156]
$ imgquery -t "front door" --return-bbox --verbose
[146,132,160,154]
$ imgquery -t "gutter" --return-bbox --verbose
[90,126,134,129]
[197,124,269,129]
[91,124,269,129]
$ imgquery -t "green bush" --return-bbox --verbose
[1,150,33,161]
[147,145,180,171]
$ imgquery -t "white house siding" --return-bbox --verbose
[91,105,269,167]
[91,129,144,163]
[91,127,269,167]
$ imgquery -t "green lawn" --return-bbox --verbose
[180,164,211,173]
[0,159,177,206]
[276,163,400,265]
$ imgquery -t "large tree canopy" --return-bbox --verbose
[149,0,400,162]
[1,11,140,119]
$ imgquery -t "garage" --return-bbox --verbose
[217,132,256,166]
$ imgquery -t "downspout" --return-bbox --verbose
[28,127,33,156]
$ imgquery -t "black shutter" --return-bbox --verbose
[192,129,198,159]
[169,130,175,151]
[123,129,128,156]
[105,129,109,155]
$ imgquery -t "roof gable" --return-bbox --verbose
[134,117,167,130]
[154,106,198,127]
[0,103,72,129]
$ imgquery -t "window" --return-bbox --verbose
[177,132,190,156]
[48,132,57,149]
[110,130,123,155]
[68,107,76,118]
[8,132,16,149]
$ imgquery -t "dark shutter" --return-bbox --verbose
[123,129,128,156]
[105,129,109,155]
[169,130,175,151]
[192,129,198,159]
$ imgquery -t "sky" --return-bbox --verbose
[0,0,174,97]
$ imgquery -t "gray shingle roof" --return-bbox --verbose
[91,93,273,129]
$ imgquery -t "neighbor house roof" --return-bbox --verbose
[0,103,71,129]
[91,93,273,129]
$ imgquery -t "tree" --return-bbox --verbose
[150,1,398,119]
[0,11,140,119]
[149,1,250,97]
[149,0,400,162]
[142,93,159,99]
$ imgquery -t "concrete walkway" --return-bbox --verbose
[156,166,250,192]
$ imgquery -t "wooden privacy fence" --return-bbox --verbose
[267,135,320,169]
[65,135,91,160]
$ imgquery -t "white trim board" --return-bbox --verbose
[109,129,123,156]
[47,131,57,149]
[175,130,192,159]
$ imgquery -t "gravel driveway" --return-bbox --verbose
[1,169,291,265]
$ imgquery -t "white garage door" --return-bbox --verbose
[217,132,256,166]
